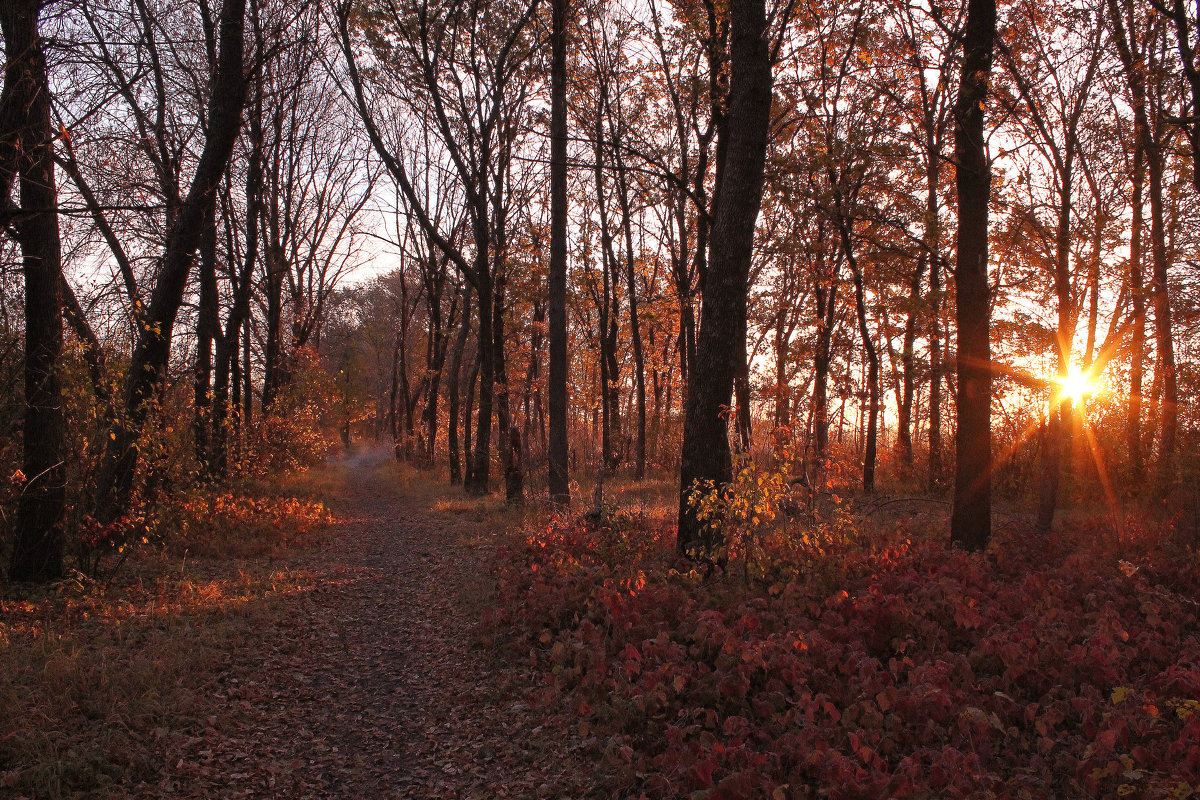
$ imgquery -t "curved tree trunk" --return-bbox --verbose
[93,0,248,524]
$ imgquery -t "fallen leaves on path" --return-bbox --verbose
[139,459,600,799]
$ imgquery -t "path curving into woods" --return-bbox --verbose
[157,449,594,799]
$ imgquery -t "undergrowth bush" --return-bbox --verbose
[486,479,1200,799]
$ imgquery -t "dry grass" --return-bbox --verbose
[0,467,340,799]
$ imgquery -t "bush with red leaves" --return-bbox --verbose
[484,509,1200,799]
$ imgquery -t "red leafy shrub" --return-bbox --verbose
[485,510,1200,799]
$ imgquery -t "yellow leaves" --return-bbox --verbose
[1111,686,1132,704]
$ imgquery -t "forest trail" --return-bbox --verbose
[164,450,593,799]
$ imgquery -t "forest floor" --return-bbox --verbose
[0,449,601,800]
[8,452,1200,799]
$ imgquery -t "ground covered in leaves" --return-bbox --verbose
[487,500,1200,799]
[1,451,596,799]
[8,455,1200,800]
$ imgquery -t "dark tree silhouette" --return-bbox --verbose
[677,0,772,555]
[949,0,997,552]
[93,0,249,524]
[3,0,67,582]
[548,0,570,506]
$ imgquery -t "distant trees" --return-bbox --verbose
[8,0,1200,583]
[337,0,539,499]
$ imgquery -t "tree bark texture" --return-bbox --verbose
[949,0,996,552]
[4,0,68,582]
[677,0,772,555]
[548,0,571,505]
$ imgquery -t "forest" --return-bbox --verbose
[3,0,1200,795]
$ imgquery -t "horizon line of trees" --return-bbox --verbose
[5,0,1200,581]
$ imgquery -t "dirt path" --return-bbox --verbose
[164,452,594,799]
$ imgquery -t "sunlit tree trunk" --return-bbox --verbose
[1036,153,1075,534]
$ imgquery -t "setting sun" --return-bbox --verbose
[1054,368,1100,404]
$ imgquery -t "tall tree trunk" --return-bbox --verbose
[464,343,481,482]
[390,332,403,459]
[1108,0,1157,490]
[613,146,647,480]
[262,237,285,414]
[1147,113,1176,487]
[193,205,219,473]
[447,283,472,485]
[848,253,879,493]
[493,266,522,503]
[465,218,494,495]
[773,314,789,429]
[812,246,838,475]
[898,251,924,468]
[949,0,996,552]
[421,262,452,468]
[1127,140,1145,485]
[93,0,248,525]
[3,0,67,582]
[242,320,252,430]
[548,0,571,505]
[1036,154,1075,533]
[592,89,621,474]
[928,236,944,491]
[677,0,772,555]
[212,107,262,476]
[735,314,752,454]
